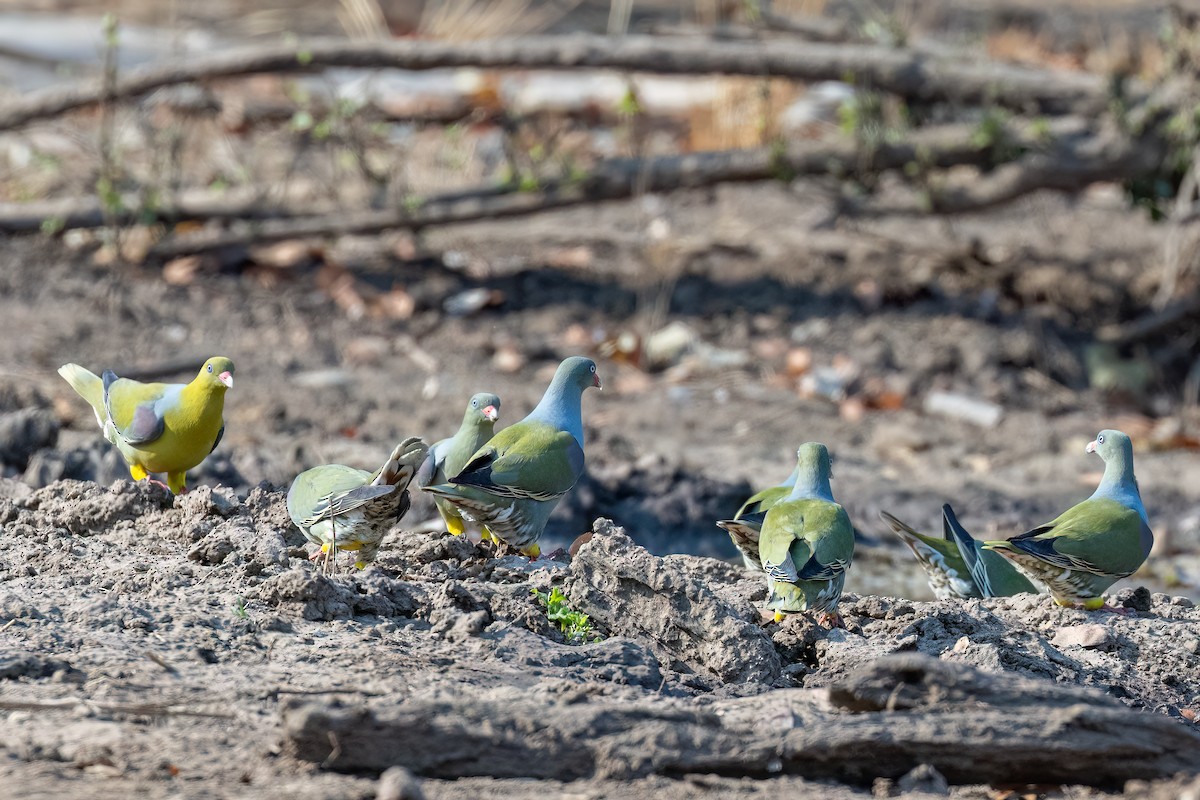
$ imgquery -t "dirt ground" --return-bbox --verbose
[3,180,1200,797]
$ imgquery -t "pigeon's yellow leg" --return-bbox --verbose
[519,542,541,559]
[129,464,150,482]
[480,527,498,544]
[444,514,466,537]
[773,611,786,623]
[166,471,187,495]
[1081,597,1106,611]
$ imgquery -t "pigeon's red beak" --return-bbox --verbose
[593,372,603,389]
[219,371,234,388]
[1086,439,1097,454]
[483,404,498,421]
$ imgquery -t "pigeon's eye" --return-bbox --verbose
[471,399,478,407]
[1098,434,1105,444]
[207,364,213,373]
[590,364,596,373]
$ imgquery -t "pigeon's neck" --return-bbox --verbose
[787,473,834,503]
[1091,457,1148,523]
[780,464,801,490]
[528,382,584,445]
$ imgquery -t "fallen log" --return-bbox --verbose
[282,652,1200,785]
[0,34,1115,131]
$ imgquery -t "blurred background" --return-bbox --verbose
[1,0,1199,600]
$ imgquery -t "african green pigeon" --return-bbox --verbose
[417,392,501,540]
[881,504,1037,599]
[423,357,601,558]
[880,507,977,600]
[942,503,1037,597]
[716,461,800,571]
[287,436,429,572]
[58,356,234,494]
[760,443,855,627]
[984,429,1153,611]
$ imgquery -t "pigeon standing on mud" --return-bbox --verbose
[984,429,1153,611]
[760,443,855,627]
[417,392,501,540]
[423,356,601,559]
[716,461,800,571]
[287,436,429,572]
[58,357,234,495]
[881,504,1036,599]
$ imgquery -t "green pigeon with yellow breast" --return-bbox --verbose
[417,392,501,541]
[58,356,234,494]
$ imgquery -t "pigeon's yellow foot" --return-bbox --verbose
[354,560,369,570]
[130,464,150,481]
[445,516,466,537]
[480,528,498,544]
[167,471,187,495]
[1081,596,1106,611]
[773,611,786,623]
[519,543,541,559]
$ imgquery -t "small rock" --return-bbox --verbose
[0,408,59,469]
[897,763,949,795]
[1052,624,1113,650]
[188,536,234,566]
[1115,586,1153,613]
[377,765,425,800]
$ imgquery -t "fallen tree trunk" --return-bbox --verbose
[0,34,1115,131]
[282,653,1200,785]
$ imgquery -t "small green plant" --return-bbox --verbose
[232,596,249,619]
[531,587,601,644]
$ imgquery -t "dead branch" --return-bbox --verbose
[283,653,1200,785]
[928,126,1168,214]
[142,124,1005,258]
[0,34,1115,131]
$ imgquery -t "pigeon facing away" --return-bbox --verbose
[58,357,234,494]
[880,507,978,600]
[984,430,1153,612]
[417,392,501,540]
[716,461,800,572]
[288,436,429,571]
[424,357,601,558]
[881,504,1037,599]
[760,443,855,627]
[941,503,1037,598]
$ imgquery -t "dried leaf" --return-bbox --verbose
[162,256,202,286]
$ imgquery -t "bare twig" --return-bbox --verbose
[0,34,1116,132]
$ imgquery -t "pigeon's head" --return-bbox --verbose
[556,356,602,392]
[200,356,235,390]
[1087,429,1133,464]
[795,442,833,482]
[469,392,501,422]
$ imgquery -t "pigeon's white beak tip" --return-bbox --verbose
[1086,440,1097,454]
[483,405,498,421]
[219,371,234,388]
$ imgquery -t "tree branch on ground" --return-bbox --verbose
[0,34,1119,131]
